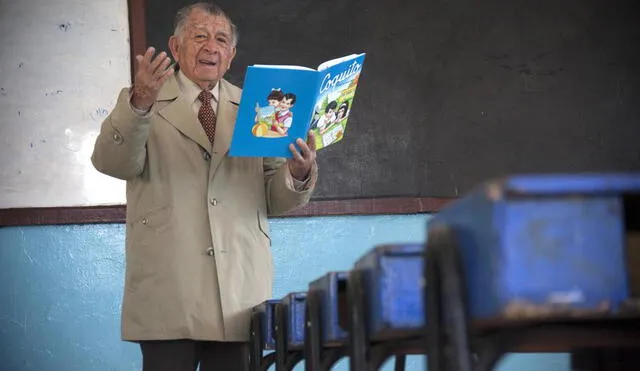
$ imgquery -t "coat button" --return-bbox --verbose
[141,218,148,225]
[209,198,217,206]
[206,247,214,256]
[203,152,211,161]
[113,132,123,144]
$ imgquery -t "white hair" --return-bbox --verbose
[173,2,238,46]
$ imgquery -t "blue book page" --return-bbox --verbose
[308,53,366,150]
[229,66,320,158]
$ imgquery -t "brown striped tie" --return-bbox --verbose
[198,90,216,143]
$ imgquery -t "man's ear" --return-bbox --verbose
[228,46,237,70]
[168,35,180,63]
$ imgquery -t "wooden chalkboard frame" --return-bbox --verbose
[0,197,451,226]
[0,0,452,227]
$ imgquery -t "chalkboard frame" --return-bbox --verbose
[0,0,452,227]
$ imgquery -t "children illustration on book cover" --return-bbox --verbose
[309,70,360,149]
[249,65,361,147]
[251,88,297,138]
[232,53,365,158]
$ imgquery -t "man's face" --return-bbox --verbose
[169,9,236,89]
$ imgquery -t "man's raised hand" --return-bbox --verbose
[131,47,174,111]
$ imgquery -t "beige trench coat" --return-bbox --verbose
[91,74,317,342]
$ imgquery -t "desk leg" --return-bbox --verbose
[572,348,640,371]
[275,304,288,371]
[347,269,369,371]
[393,354,406,371]
[425,226,477,371]
[249,313,263,371]
[305,291,321,371]
[425,240,444,371]
[437,228,474,371]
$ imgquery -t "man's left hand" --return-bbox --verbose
[288,131,317,181]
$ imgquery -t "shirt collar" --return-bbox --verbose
[176,69,220,105]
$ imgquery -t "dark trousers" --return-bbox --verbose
[139,339,249,371]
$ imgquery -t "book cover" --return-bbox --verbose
[228,53,366,158]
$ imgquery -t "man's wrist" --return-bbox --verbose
[129,89,154,116]
[289,164,311,182]
[291,170,311,191]
[292,170,310,182]
[130,96,152,112]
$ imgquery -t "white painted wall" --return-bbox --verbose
[0,0,130,208]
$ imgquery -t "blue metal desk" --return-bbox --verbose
[249,300,278,371]
[305,271,349,370]
[347,243,426,371]
[424,173,640,371]
[275,292,307,371]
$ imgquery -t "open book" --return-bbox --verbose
[228,53,366,158]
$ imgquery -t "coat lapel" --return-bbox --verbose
[157,73,212,153]
[210,79,241,175]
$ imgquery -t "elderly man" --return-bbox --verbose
[91,2,317,370]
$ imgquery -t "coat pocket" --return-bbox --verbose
[256,209,271,246]
[129,204,173,248]
[132,204,172,232]
[126,204,173,292]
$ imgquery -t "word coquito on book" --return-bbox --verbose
[229,53,366,158]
